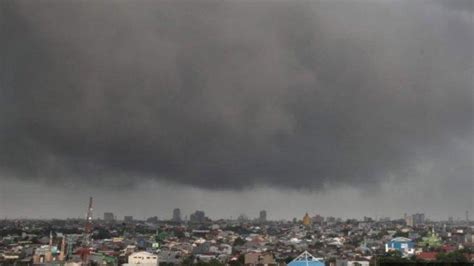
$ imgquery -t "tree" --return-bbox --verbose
[284,256,295,264]
[182,255,194,266]
[233,237,246,246]
[228,254,245,266]
[93,227,111,239]
[376,250,411,265]
[195,258,224,266]
[436,250,468,263]
[392,231,409,238]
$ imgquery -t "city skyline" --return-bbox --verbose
[1,187,471,222]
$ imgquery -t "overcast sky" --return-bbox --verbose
[0,0,472,220]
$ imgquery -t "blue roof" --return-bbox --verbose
[390,237,412,242]
[288,261,325,266]
[288,251,325,266]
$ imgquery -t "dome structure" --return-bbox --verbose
[302,213,311,226]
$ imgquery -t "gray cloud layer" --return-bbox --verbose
[1,1,472,190]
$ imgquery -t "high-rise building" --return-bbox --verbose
[238,214,249,223]
[312,214,324,224]
[405,213,424,226]
[146,216,159,223]
[172,208,182,222]
[405,215,414,227]
[190,210,207,223]
[104,212,115,222]
[412,213,425,225]
[302,213,311,226]
[124,216,133,222]
[259,210,267,222]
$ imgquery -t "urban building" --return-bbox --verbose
[385,237,415,256]
[89,252,117,265]
[412,213,425,225]
[363,216,373,222]
[190,210,207,223]
[288,251,324,266]
[336,260,370,266]
[32,246,52,264]
[416,252,438,262]
[124,216,133,222]
[2,209,472,266]
[172,208,182,222]
[405,214,414,227]
[146,216,159,223]
[259,210,267,223]
[302,213,311,226]
[157,251,182,265]
[312,215,324,224]
[238,214,250,223]
[125,251,158,266]
[405,213,425,226]
[103,212,115,222]
[244,252,276,265]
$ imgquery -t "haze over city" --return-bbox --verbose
[1,0,473,221]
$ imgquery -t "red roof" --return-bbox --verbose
[416,252,437,261]
[441,244,455,252]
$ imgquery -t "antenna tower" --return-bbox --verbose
[81,197,93,264]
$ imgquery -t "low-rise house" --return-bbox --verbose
[416,251,438,262]
[336,259,370,266]
[384,237,414,256]
[244,252,276,266]
[157,251,182,265]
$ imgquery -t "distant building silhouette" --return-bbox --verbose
[312,214,324,224]
[413,213,425,225]
[190,210,207,223]
[104,212,115,222]
[172,208,182,222]
[259,210,267,222]
[405,213,425,226]
[146,216,159,223]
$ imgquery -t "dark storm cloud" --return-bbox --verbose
[434,0,473,12]
[0,1,472,190]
